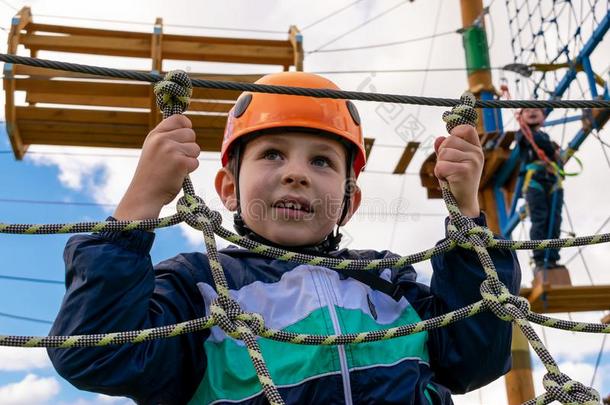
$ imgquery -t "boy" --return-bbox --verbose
[48,72,520,404]
[516,107,564,269]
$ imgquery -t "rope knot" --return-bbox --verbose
[480,280,529,321]
[442,92,478,132]
[153,70,193,118]
[210,298,265,339]
[542,372,600,404]
[447,218,494,249]
[177,195,222,231]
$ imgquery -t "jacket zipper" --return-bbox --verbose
[317,269,353,405]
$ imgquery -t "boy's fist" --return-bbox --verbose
[114,114,200,220]
[434,94,484,218]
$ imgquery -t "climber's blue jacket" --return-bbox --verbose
[48,214,521,404]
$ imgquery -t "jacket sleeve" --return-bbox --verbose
[47,229,208,404]
[409,214,521,393]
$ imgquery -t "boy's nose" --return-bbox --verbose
[281,168,310,187]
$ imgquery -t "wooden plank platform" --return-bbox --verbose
[21,24,295,66]
[4,6,303,160]
[520,284,610,314]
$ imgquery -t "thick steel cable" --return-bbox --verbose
[1,54,609,108]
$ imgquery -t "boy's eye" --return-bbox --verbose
[263,150,282,160]
[312,156,332,168]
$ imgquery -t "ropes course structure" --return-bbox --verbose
[0,3,609,404]
[496,0,610,239]
[0,58,609,404]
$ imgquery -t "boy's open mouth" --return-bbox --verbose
[272,198,313,213]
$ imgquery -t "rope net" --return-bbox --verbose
[505,0,609,101]
[0,61,609,404]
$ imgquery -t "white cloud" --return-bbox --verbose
[533,360,606,400]
[453,376,508,405]
[0,374,60,405]
[27,146,112,191]
[0,347,53,371]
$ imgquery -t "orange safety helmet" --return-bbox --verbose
[221,72,366,176]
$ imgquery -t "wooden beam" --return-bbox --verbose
[26,22,152,39]
[16,106,227,128]
[15,78,151,97]
[520,285,610,313]
[22,34,151,58]
[16,106,148,125]
[20,128,223,151]
[363,137,375,162]
[161,38,294,66]
[393,142,419,174]
[8,7,32,54]
[14,106,227,151]
[21,33,294,66]
[13,64,264,83]
[25,93,232,112]
[289,25,304,71]
[149,17,163,131]
[25,93,149,109]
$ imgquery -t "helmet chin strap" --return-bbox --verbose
[231,143,354,255]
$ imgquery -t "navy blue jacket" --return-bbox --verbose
[48,215,521,404]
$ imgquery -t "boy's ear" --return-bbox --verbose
[339,185,362,226]
[214,168,238,211]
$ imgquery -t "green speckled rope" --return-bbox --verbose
[0,73,606,404]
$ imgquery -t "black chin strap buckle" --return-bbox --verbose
[233,211,248,236]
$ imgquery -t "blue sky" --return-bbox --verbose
[0,0,608,404]
[0,122,195,404]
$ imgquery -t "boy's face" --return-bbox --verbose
[215,131,361,247]
[520,108,545,126]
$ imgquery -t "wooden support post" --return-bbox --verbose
[4,63,27,159]
[149,17,163,133]
[289,25,303,71]
[505,324,536,403]
[5,7,32,159]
